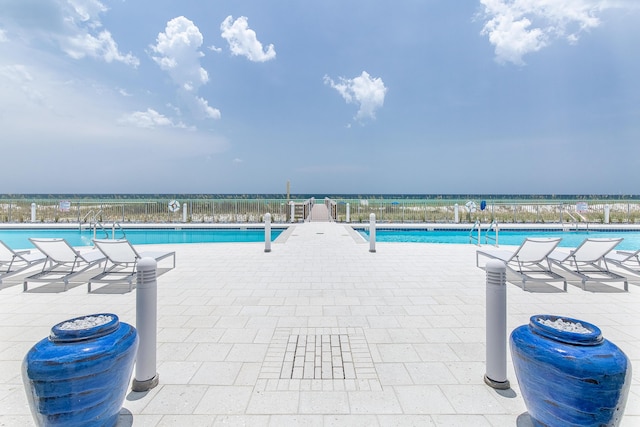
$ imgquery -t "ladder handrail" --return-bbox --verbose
[485,219,499,246]
[80,209,104,233]
[469,219,481,245]
[80,210,95,225]
[111,221,127,239]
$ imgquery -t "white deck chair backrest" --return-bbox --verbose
[614,249,640,262]
[0,241,19,263]
[93,239,140,264]
[572,238,623,263]
[29,238,79,263]
[513,238,561,263]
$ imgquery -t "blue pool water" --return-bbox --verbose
[0,228,283,249]
[358,229,640,250]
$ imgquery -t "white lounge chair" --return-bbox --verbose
[548,238,628,291]
[0,240,47,283]
[604,249,640,276]
[89,239,176,292]
[476,238,567,291]
[24,238,106,291]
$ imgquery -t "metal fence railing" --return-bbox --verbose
[1,197,640,225]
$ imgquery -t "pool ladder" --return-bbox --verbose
[469,219,499,246]
[80,210,126,240]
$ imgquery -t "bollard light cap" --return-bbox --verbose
[137,257,157,270]
[485,259,506,272]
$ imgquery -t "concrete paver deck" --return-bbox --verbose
[0,221,638,426]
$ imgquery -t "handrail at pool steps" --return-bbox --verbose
[79,210,110,241]
[110,222,127,240]
[469,220,481,245]
[469,220,499,247]
[485,219,499,246]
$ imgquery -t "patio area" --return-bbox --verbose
[1,221,638,426]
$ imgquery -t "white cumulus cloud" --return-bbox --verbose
[151,16,220,121]
[324,71,387,122]
[478,0,624,65]
[220,16,276,62]
[1,0,140,66]
[65,30,139,66]
[118,108,187,129]
[151,16,209,89]
[194,96,221,120]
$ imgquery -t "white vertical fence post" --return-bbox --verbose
[132,258,159,392]
[31,203,36,223]
[484,259,510,389]
[454,204,459,223]
[369,213,376,253]
[604,204,610,224]
[264,213,272,253]
[346,203,350,223]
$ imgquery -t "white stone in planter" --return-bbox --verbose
[538,317,590,334]
[59,315,113,331]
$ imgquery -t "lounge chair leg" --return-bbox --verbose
[23,281,27,292]
[88,282,92,293]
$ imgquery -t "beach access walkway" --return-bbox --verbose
[0,221,638,426]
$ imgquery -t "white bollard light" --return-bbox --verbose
[604,204,610,224]
[484,259,510,390]
[369,213,376,253]
[454,204,459,223]
[31,203,36,223]
[346,203,350,223]
[132,258,159,392]
[264,213,272,253]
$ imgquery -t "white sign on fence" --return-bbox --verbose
[576,202,588,213]
[59,200,71,212]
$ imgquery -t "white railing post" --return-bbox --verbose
[346,203,350,223]
[289,201,295,223]
[369,213,376,253]
[182,202,187,223]
[604,204,610,224]
[31,203,36,223]
[484,260,510,390]
[454,204,459,223]
[264,213,271,253]
[132,258,159,392]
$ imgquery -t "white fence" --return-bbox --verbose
[1,197,639,224]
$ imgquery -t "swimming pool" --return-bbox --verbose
[358,228,640,250]
[0,227,284,249]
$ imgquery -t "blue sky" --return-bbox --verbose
[1,0,639,195]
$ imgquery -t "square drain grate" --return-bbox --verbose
[257,328,380,392]
[281,333,354,380]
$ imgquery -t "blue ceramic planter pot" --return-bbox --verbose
[510,314,631,427]
[22,314,138,427]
